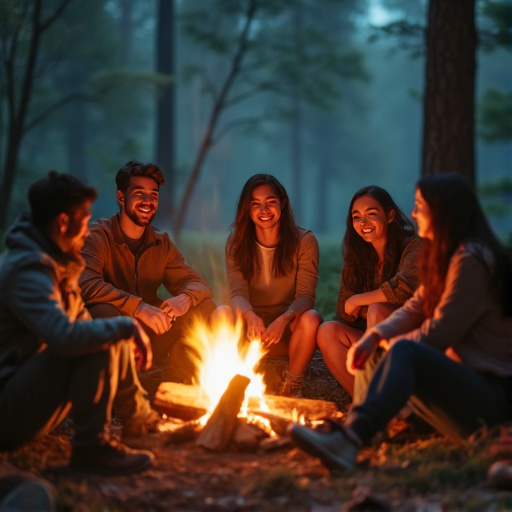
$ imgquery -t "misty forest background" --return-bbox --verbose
[1,0,511,259]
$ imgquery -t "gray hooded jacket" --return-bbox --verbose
[0,213,135,388]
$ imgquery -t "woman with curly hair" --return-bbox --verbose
[291,173,512,473]
[222,174,322,396]
[317,186,419,399]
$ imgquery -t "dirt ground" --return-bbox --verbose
[1,352,510,512]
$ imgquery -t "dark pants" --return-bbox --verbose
[0,342,148,450]
[88,299,216,385]
[347,340,512,445]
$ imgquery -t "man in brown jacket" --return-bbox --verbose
[79,160,216,386]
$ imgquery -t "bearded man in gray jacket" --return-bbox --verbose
[0,171,157,476]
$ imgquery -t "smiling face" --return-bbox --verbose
[412,188,434,240]
[117,176,159,228]
[249,184,282,233]
[351,194,394,248]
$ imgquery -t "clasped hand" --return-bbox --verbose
[134,294,191,335]
[244,310,287,348]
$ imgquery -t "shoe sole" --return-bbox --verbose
[290,424,355,472]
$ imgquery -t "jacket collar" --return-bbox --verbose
[111,213,160,246]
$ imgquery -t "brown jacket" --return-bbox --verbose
[336,237,420,325]
[80,214,212,316]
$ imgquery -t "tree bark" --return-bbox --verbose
[421,0,477,185]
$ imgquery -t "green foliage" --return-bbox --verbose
[479,175,512,221]
[478,88,512,143]
[478,0,512,51]
[178,0,368,116]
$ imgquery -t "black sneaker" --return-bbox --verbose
[288,422,359,472]
[69,440,154,476]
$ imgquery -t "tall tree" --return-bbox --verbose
[155,0,175,219]
[173,0,366,240]
[421,0,477,183]
[0,0,74,231]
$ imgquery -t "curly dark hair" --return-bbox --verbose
[341,185,415,294]
[228,173,299,282]
[115,160,165,195]
[417,172,512,317]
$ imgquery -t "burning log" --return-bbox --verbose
[153,382,209,421]
[248,394,342,423]
[154,382,342,425]
[196,374,250,451]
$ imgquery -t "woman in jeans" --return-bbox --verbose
[290,172,512,472]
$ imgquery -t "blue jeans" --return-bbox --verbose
[346,339,511,444]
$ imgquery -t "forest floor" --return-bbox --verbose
[1,351,511,512]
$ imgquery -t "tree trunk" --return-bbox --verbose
[0,0,73,233]
[156,0,176,223]
[173,0,256,241]
[421,0,477,185]
[289,3,304,223]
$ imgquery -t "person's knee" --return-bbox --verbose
[367,302,396,328]
[87,303,123,319]
[297,309,322,331]
[317,321,338,351]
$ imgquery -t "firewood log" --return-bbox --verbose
[196,374,250,451]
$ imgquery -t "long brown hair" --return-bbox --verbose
[342,186,415,293]
[417,172,512,317]
[228,174,299,281]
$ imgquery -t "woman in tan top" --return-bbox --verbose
[317,186,419,399]
[224,174,322,396]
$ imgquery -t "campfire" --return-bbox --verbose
[152,315,341,451]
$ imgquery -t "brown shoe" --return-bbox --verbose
[69,440,154,476]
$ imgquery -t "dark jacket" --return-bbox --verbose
[79,214,212,315]
[0,213,135,388]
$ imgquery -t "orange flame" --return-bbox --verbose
[186,314,268,417]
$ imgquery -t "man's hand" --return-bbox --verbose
[346,329,382,375]
[161,293,192,320]
[134,302,174,334]
[131,320,152,372]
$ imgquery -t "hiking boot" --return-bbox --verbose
[278,370,303,397]
[288,422,360,472]
[122,408,163,437]
[69,439,154,476]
